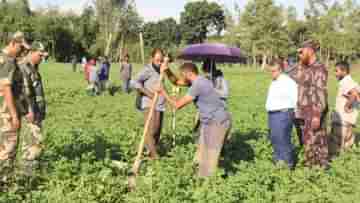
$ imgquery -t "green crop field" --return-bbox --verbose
[2,62,360,203]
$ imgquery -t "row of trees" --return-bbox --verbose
[225,0,360,67]
[0,0,142,62]
[0,0,225,62]
[1,0,360,65]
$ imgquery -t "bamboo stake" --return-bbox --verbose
[128,73,164,189]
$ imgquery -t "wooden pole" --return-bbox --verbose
[139,32,145,65]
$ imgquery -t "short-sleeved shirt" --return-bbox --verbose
[19,62,46,122]
[120,63,132,80]
[333,75,359,125]
[99,62,110,81]
[134,64,165,112]
[89,65,99,83]
[187,76,228,124]
[0,52,25,114]
[266,74,298,112]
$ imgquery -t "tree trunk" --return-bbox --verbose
[52,40,56,61]
[252,54,256,68]
[139,32,145,65]
[117,34,124,62]
[319,39,322,61]
[105,33,113,57]
[326,48,330,67]
[252,44,256,68]
[261,54,267,70]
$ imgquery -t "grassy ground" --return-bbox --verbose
[1,62,360,203]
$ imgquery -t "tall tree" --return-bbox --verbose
[180,0,225,44]
[143,18,181,50]
[95,0,129,57]
[231,0,289,68]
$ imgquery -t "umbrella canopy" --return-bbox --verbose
[178,43,244,63]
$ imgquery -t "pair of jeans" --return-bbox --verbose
[122,79,130,93]
[268,110,295,168]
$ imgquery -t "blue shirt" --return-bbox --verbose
[266,74,298,112]
[187,76,228,124]
[99,62,110,81]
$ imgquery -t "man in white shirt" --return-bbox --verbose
[266,59,298,169]
[330,61,360,156]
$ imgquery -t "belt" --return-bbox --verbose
[268,108,294,114]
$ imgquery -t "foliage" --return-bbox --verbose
[226,0,290,68]
[180,0,225,44]
[142,18,181,51]
[1,63,360,202]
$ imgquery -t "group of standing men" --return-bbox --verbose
[134,41,360,177]
[266,40,359,169]
[0,31,47,185]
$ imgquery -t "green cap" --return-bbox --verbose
[31,42,48,56]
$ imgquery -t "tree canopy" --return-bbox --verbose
[1,0,360,64]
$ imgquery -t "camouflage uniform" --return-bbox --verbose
[0,51,27,180]
[18,59,46,176]
[289,62,329,167]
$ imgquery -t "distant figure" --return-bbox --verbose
[84,60,91,84]
[329,61,360,156]
[81,56,87,73]
[87,59,99,96]
[71,55,77,72]
[120,54,132,93]
[98,56,111,93]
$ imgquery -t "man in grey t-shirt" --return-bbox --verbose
[159,63,231,177]
[133,49,167,159]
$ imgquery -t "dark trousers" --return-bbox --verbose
[268,111,295,168]
[122,79,131,93]
[143,109,163,159]
[294,119,305,146]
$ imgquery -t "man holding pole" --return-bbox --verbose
[133,48,167,159]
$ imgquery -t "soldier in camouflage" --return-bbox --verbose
[17,42,47,176]
[0,31,30,184]
[288,40,329,168]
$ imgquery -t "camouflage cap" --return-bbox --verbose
[301,40,320,51]
[10,31,31,49]
[31,42,48,56]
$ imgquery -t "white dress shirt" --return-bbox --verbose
[266,74,298,112]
